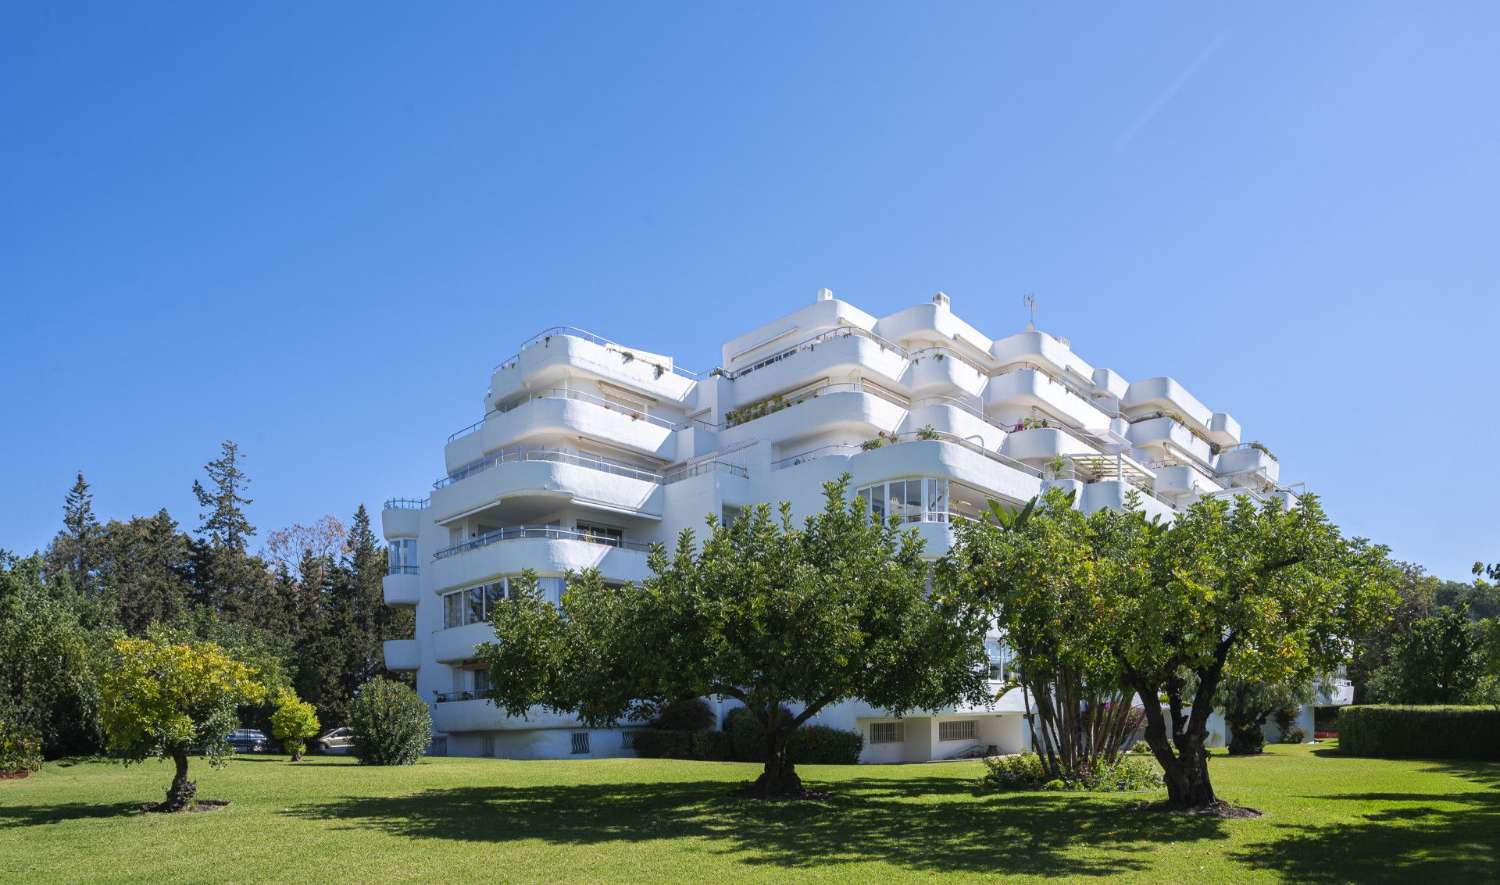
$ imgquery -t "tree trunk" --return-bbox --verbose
[161,749,196,812]
[1157,730,1216,809]
[750,726,802,798]
[1226,719,1266,756]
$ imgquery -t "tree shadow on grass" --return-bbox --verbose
[287,776,1228,877]
[1232,759,1500,882]
[0,802,141,828]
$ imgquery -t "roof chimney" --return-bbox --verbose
[932,291,950,309]
[815,288,833,302]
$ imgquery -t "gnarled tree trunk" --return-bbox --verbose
[161,748,196,812]
[751,723,802,797]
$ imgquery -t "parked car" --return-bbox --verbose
[316,727,355,755]
[227,728,270,754]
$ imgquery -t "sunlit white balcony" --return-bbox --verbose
[990,330,1097,391]
[724,326,910,404]
[905,346,988,397]
[1126,416,1216,466]
[428,530,654,593]
[985,368,1111,430]
[1215,443,1281,486]
[446,389,682,472]
[431,695,585,732]
[431,621,496,664]
[488,327,698,410]
[720,381,909,448]
[430,448,663,525]
[1121,377,1213,434]
[380,498,427,540]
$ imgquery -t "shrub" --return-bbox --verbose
[269,689,320,761]
[349,677,431,765]
[651,697,715,732]
[1280,726,1307,744]
[980,752,1159,793]
[0,713,42,775]
[787,724,863,764]
[1339,705,1500,760]
[631,727,732,761]
[721,707,860,763]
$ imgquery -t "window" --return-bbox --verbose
[443,592,464,630]
[870,722,904,744]
[577,522,624,547]
[472,668,491,696]
[939,720,978,742]
[442,575,569,627]
[985,642,1011,681]
[466,587,486,625]
[858,479,942,524]
[387,538,418,575]
[481,735,496,757]
[570,732,591,755]
[926,479,949,523]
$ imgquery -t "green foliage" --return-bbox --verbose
[1339,705,1500,760]
[270,689,320,759]
[0,552,104,757]
[1215,677,1312,756]
[480,475,988,795]
[99,636,267,768]
[916,424,941,440]
[980,752,1159,792]
[650,697,715,731]
[631,728,733,761]
[1368,606,1490,703]
[0,704,43,773]
[716,707,862,763]
[349,677,430,765]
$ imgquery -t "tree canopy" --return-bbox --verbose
[480,476,991,796]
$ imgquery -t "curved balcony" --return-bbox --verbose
[720,382,909,449]
[488,328,697,410]
[1121,377,1213,433]
[905,347,988,397]
[381,499,426,540]
[1215,444,1281,485]
[446,389,680,472]
[1208,412,1241,447]
[725,327,910,404]
[1001,427,1099,463]
[1126,416,1216,466]
[428,529,654,593]
[906,397,1005,451]
[771,436,1043,509]
[431,621,496,664]
[431,696,587,733]
[430,448,663,525]
[383,639,420,672]
[382,572,421,607]
[985,368,1111,430]
[990,331,1097,387]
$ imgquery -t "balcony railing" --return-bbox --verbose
[725,379,911,428]
[434,689,492,703]
[493,326,703,379]
[432,525,655,560]
[450,387,686,442]
[727,324,910,381]
[436,447,664,489]
[662,459,749,484]
[386,564,420,576]
[770,430,1042,478]
[384,497,430,510]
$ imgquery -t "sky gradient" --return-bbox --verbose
[4,3,1496,580]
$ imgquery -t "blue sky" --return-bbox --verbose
[3,3,1496,581]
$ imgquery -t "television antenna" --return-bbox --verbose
[1024,293,1037,330]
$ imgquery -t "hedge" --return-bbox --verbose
[635,711,863,764]
[1338,705,1500,760]
[631,728,733,761]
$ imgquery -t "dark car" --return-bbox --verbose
[227,728,270,754]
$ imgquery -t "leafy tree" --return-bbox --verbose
[269,689,320,761]
[1214,677,1312,755]
[98,636,266,811]
[1103,494,1395,810]
[1368,606,1488,703]
[0,551,103,757]
[940,490,1140,784]
[480,477,991,797]
[1347,562,1438,704]
[348,677,430,765]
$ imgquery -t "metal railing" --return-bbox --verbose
[434,689,492,703]
[725,379,911,428]
[386,564,420,576]
[770,430,1042,478]
[449,387,685,442]
[663,460,749,484]
[383,498,430,510]
[911,393,988,422]
[727,325,909,381]
[907,344,991,377]
[494,326,703,379]
[435,447,664,489]
[432,525,655,560]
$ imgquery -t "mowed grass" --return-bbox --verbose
[3,743,1498,883]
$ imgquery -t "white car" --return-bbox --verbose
[316,727,355,755]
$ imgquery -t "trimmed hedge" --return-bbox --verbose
[1339,705,1500,760]
[722,707,863,764]
[632,728,733,761]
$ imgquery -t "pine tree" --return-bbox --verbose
[47,472,103,595]
[190,441,264,620]
[103,510,195,635]
[192,441,255,552]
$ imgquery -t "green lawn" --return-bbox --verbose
[3,743,1497,882]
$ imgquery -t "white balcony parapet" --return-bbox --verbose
[496,326,703,379]
[383,639,420,671]
[662,459,749,483]
[437,446,664,488]
[432,524,655,560]
[382,573,421,606]
[771,430,1042,478]
[726,324,909,381]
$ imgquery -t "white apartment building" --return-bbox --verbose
[381,289,1308,762]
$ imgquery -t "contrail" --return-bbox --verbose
[1115,33,1226,150]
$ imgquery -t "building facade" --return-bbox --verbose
[381,290,1309,762]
